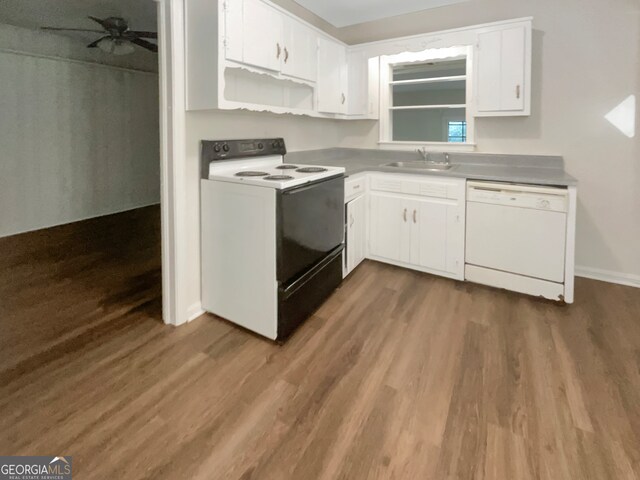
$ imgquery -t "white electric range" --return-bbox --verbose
[206,156,344,189]
[200,138,345,342]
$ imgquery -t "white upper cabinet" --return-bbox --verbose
[224,0,244,63]
[241,0,283,72]
[346,52,379,118]
[281,17,318,82]
[224,0,318,81]
[475,23,531,116]
[187,1,531,121]
[317,37,348,114]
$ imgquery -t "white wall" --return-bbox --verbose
[337,0,640,282]
[0,24,160,237]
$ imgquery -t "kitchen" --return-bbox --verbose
[186,4,579,340]
[2,0,640,477]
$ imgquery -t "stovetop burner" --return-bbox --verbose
[264,175,294,181]
[235,171,269,177]
[276,165,298,170]
[296,167,328,173]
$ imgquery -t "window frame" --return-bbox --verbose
[378,46,475,151]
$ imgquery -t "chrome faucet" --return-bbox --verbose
[417,148,451,166]
[417,147,429,161]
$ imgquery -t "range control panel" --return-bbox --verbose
[202,138,286,161]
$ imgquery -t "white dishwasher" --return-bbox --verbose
[465,181,569,301]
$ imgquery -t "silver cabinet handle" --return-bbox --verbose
[413,209,417,224]
[341,93,346,105]
[516,84,521,99]
[403,208,407,222]
[284,47,289,63]
[276,43,281,59]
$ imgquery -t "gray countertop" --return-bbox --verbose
[286,148,577,187]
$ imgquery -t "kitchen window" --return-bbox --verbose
[378,46,474,150]
[447,121,467,142]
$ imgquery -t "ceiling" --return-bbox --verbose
[0,0,157,44]
[0,0,470,47]
[293,0,470,27]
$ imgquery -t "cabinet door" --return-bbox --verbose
[476,30,501,113]
[282,18,317,82]
[339,49,348,113]
[369,193,410,263]
[242,0,283,72]
[499,26,526,111]
[445,205,465,277]
[346,50,366,116]
[346,52,378,117]
[409,199,465,276]
[346,195,366,275]
[317,37,348,114]
[224,0,244,62]
[476,25,527,115]
[410,199,448,272]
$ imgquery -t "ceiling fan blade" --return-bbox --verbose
[41,27,105,33]
[130,37,158,53]
[87,36,109,48]
[87,16,108,29]
[127,31,157,39]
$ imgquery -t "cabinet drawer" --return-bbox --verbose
[370,175,463,200]
[345,176,366,201]
[371,177,403,193]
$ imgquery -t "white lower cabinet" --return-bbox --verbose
[368,175,466,279]
[411,198,449,272]
[369,193,411,264]
[342,172,572,300]
[344,194,366,276]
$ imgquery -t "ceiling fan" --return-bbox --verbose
[41,16,157,55]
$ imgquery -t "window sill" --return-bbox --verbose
[378,141,476,152]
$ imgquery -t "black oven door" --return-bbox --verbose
[277,245,343,340]
[277,175,345,284]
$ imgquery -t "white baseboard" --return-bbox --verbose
[575,266,640,289]
[187,302,205,322]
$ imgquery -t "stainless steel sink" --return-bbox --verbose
[383,161,454,171]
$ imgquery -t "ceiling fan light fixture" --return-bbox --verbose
[97,37,135,56]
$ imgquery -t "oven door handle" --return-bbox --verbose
[279,245,344,299]
[281,174,344,195]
